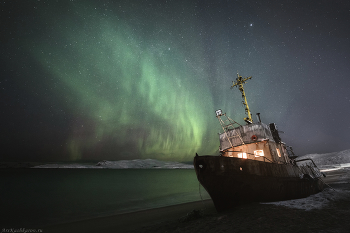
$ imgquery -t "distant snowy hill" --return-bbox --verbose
[297,149,350,166]
[32,149,350,169]
[94,159,193,169]
[34,159,194,169]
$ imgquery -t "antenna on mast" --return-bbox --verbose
[231,73,253,124]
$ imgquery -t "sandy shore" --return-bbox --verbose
[43,169,350,233]
[43,200,216,233]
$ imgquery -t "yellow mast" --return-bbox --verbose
[231,73,253,124]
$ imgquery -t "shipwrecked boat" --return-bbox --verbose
[194,73,325,212]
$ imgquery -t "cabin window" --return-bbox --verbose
[238,153,247,159]
[254,150,264,157]
[276,148,281,157]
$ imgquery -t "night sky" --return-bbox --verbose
[1,0,349,162]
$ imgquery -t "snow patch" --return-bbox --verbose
[262,188,350,211]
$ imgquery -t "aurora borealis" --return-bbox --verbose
[1,0,350,162]
[28,5,217,161]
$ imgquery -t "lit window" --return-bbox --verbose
[238,153,247,159]
[254,150,264,157]
[276,148,281,157]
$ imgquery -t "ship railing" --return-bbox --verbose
[261,156,291,165]
[309,165,323,178]
[294,158,323,178]
[294,158,318,167]
[301,165,314,178]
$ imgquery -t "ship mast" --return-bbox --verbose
[231,73,253,124]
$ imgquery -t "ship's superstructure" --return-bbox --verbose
[216,73,290,164]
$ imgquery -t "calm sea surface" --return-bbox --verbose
[0,169,209,227]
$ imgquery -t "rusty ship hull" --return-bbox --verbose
[194,155,324,212]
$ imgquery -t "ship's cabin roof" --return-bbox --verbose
[219,122,274,151]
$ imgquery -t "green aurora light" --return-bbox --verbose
[3,0,349,162]
[29,2,222,161]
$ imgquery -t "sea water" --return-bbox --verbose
[0,169,209,227]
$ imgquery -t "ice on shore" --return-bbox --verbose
[34,159,194,169]
[262,188,350,211]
